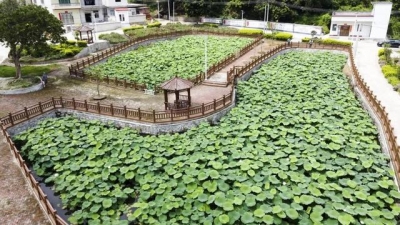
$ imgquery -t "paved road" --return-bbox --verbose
[355,41,400,146]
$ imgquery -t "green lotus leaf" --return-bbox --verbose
[254,208,265,218]
[338,213,355,225]
[218,214,230,224]
[299,195,314,205]
[241,212,255,223]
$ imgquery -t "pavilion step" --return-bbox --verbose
[202,80,228,87]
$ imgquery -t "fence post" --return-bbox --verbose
[24,107,29,119]
[38,102,43,113]
[60,96,64,108]
[124,79,127,88]
[52,97,56,108]
[110,104,114,116]
[214,99,216,111]
[84,100,88,111]
[124,106,127,118]
[97,102,101,114]
[187,107,190,119]
[223,95,226,106]
[138,108,141,120]
[153,110,156,123]
[8,113,14,126]
[72,98,76,109]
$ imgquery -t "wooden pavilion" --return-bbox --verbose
[75,25,94,44]
[160,77,194,110]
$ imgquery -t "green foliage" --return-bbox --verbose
[147,21,162,28]
[273,32,293,41]
[320,39,352,46]
[378,49,385,57]
[382,65,397,78]
[388,75,400,86]
[99,32,129,44]
[15,51,399,225]
[263,32,292,41]
[66,40,77,46]
[88,36,251,86]
[384,44,393,65]
[0,0,65,78]
[0,64,58,78]
[123,25,144,34]
[76,40,88,47]
[238,28,263,36]
[200,22,219,28]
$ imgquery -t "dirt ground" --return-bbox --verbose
[0,39,285,224]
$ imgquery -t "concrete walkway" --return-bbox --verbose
[354,40,400,146]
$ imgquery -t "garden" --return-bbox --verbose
[378,46,400,92]
[14,51,400,225]
[88,35,252,86]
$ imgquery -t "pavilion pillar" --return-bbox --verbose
[187,88,191,106]
[175,90,180,108]
[164,90,168,110]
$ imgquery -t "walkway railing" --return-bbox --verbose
[1,41,400,225]
[69,30,263,92]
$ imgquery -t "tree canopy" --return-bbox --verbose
[0,0,65,79]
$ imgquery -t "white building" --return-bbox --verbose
[31,0,53,13]
[329,2,392,40]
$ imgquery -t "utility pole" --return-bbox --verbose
[205,35,208,80]
[266,2,270,30]
[168,0,171,21]
[173,1,175,22]
[92,12,97,41]
[355,24,361,58]
[157,0,160,19]
[263,4,267,32]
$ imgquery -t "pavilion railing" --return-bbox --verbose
[2,41,400,225]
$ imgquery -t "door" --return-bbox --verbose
[85,13,92,23]
[339,25,350,36]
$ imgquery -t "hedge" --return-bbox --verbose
[320,39,352,46]
[201,22,219,28]
[147,21,162,28]
[238,28,263,36]
[123,25,144,33]
[99,32,129,44]
[77,40,88,47]
[66,40,77,46]
[273,32,293,41]
[382,64,397,77]
[378,49,385,57]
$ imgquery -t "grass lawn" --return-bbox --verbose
[0,64,59,78]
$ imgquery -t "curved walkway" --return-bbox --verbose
[354,41,400,146]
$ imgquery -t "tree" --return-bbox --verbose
[0,0,65,79]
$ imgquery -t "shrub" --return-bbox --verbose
[378,49,385,57]
[382,64,397,77]
[201,22,219,28]
[302,37,310,42]
[320,39,352,46]
[123,25,144,33]
[63,49,75,57]
[388,75,400,86]
[66,40,77,46]
[99,32,129,44]
[147,21,162,28]
[263,33,275,39]
[77,40,88,47]
[379,55,386,61]
[238,28,263,36]
[274,32,293,41]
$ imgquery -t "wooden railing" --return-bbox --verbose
[2,41,400,224]
[0,125,68,225]
[70,34,262,92]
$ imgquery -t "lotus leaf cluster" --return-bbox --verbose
[15,51,400,225]
[88,35,252,86]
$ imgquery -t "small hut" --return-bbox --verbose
[75,25,94,44]
[160,77,194,110]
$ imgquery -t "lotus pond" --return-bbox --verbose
[87,35,252,87]
[15,51,400,225]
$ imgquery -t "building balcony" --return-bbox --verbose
[52,0,81,9]
[81,0,103,8]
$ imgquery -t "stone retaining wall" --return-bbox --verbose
[0,81,43,95]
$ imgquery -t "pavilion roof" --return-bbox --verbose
[160,76,194,91]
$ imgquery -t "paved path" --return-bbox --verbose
[354,41,400,146]
[0,43,9,64]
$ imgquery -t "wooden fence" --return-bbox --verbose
[1,41,400,225]
[69,32,262,92]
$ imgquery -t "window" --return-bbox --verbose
[115,0,121,2]
[332,24,337,31]
[357,24,362,32]
[59,0,71,4]
[109,9,115,16]
[93,10,99,18]
[41,0,44,4]
[130,9,137,16]
[84,0,95,5]
[60,13,74,25]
